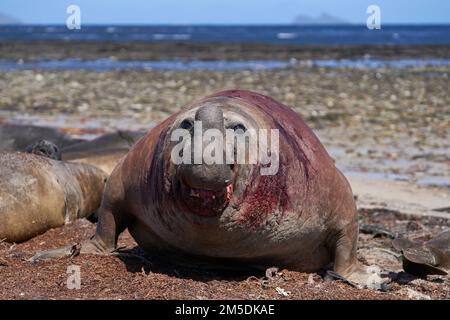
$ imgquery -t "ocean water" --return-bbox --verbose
[0,59,292,71]
[1,24,450,45]
[1,57,450,72]
[1,25,450,71]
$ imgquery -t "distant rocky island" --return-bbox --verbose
[0,12,20,24]
[292,13,350,25]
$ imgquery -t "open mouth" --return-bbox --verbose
[178,181,233,217]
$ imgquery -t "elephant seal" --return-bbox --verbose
[0,124,83,151]
[393,230,450,276]
[26,139,62,160]
[62,130,145,174]
[0,152,108,243]
[32,90,374,287]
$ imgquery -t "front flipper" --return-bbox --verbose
[331,219,389,290]
[30,244,79,262]
[30,154,131,263]
[335,265,389,290]
[325,270,358,287]
[30,192,130,263]
[29,237,115,262]
[329,259,389,290]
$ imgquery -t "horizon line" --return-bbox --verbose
[2,22,450,27]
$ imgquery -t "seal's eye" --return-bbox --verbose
[180,119,194,131]
[232,123,247,133]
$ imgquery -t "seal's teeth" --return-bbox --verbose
[226,184,233,200]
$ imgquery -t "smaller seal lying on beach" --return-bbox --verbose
[0,152,108,243]
[62,130,145,174]
[0,124,83,151]
[393,230,450,276]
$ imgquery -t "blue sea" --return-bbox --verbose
[1,25,450,71]
[2,24,450,45]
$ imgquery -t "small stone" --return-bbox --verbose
[275,287,290,296]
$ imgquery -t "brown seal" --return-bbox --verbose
[32,90,375,287]
[0,152,107,243]
[393,230,450,276]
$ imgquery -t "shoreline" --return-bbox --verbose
[1,41,450,61]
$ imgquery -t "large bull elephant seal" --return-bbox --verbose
[61,130,145,175]
[32,90,376,287]
[0,152,108,243]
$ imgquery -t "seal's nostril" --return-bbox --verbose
[232,123,247,132]
[180,119,194,131]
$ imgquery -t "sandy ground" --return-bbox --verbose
[349,176,449,219]
[0,43,449,299]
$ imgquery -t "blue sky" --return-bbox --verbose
[1,0,449,24]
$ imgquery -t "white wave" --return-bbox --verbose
[152,33,191,40]
[277,32,297,39]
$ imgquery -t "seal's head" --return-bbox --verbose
[172,105,234,217]
[25,139,62,160]
[167,94,275,220]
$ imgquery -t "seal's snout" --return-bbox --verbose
[180,163,232,192]
[179,104,233,192]
[175,104,234,216]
